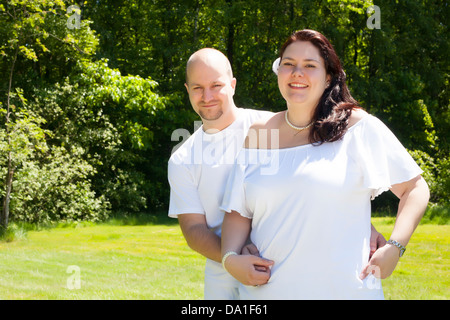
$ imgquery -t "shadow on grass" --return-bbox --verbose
[104,211,179,227]
[1,212,178,242]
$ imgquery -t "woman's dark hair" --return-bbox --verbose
[279,29,359,143]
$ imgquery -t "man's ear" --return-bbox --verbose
[184,83,189,92]
[231,78,237,92]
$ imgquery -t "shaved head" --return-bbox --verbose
[186,48,233,84]
[183,48,238,131]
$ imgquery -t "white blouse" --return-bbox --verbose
[220,114,422,299]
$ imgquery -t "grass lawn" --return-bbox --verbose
[0,216,448,300]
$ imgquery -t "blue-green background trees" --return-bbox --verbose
[0,0,448,228]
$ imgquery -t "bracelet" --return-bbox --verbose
[387,239,406,257]
[221,251,238,271]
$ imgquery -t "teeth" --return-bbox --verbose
[290,83,308,88]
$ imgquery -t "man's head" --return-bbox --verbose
[185,48,237,131]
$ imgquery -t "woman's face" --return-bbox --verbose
[277,41,330,109]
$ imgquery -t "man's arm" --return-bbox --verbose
[178,213,222,263]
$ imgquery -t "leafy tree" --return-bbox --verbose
[0,0,105,227]
[1,0,447,229]
[32,58,169,213]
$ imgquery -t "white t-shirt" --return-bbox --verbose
[220,114,423,300]
[168,108,272,234]
[168,108,273,297]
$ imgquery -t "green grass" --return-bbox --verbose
[0,216,205,299]
[374,217,449,300]
[0,216,448,299]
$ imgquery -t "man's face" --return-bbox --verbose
[185,58,236,128]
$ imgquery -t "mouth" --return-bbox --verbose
[289,82,308,89]
[201,103,218,108]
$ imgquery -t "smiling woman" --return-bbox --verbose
[275,29,358,145]
[220,29,429,300]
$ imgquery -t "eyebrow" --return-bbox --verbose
[281,57,320,63]
[189,80,225,87]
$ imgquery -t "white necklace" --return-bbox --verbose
[285,111,314,132]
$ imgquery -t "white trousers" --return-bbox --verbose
[203,259,240,300]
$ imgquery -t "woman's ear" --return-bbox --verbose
[326,75,331,87]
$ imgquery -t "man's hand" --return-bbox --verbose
[241,243,259,256]
[370,224,386,258]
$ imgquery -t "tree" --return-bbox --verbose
[0,0,101,228]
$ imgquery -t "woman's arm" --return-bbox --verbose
[221,210,274,286]
[360,175,430,279]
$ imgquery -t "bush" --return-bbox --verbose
[10,146,109,224]
[421,203,450,225]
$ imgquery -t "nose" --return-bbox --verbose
[202,88,213,102]
[292,66,304,77]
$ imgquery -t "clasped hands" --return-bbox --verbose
[223,244,274,287]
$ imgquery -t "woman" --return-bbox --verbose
[220,29,430,299]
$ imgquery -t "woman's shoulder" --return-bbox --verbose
[347,108,369,128]
[245,112,283,149]
[248,111,283,129]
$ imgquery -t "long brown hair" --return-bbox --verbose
[279,29,359,143]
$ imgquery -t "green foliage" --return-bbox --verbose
[0,0,448,227]
[434,156,450,205]
[29,58,169,215]
[421,203,450,225]
[0,103,48,168]
[10,146,109,224]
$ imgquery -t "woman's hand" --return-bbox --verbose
[359,243,400,280]
[224,254,274,286]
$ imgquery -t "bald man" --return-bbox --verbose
[168,48,273,299]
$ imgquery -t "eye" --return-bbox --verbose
[283,62,294,66]
[305,64,316,68]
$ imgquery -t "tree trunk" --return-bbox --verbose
[1,162,14,229]
[225,0,234,67]
[1,45,18,230]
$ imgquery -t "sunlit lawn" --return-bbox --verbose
[374,218,449,300]
[0,217,204,299]
[0,217,448,299]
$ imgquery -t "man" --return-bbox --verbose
[168,48,273,299]
[168,48,385,299]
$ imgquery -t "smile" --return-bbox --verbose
[201,103,218,108]
[289,83,308,88]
